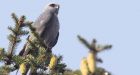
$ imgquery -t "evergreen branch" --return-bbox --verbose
[25,21,46,48]
[11,13,19,25]
[77,35,93,50]
[8,27,17,35]
[0,48,5,56]
[102,45,112,50]
[95,67,112,75]
[18,30,29,35]
[0,66,11,75]
[8,34,16,42]
[95,44,112,52]
[12,55,25,65]
[57,55,63,63]
[8,13,27,57]
[0,48,6,61]
[2,13,28,66]
[26,38,39,56]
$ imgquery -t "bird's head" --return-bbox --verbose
[43,3,60,15]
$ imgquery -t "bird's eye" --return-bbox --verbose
[49,4,56,7]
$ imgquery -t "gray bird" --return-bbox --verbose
[19,3,60,56]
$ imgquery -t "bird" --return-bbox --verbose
[19,3,60,56]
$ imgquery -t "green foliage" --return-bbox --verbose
[0,13,66,75]
[0,13,112,75]
[7,13,28,57]
[63,69,81,75]
[78,35,112,75]
[53,55,67,74]
[0,48,5,60]
[0,66,11,75]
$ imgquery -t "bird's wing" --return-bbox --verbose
[19,36,30,56]
[49,32,59,48]
[33,11,53,36]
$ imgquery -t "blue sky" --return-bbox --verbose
[0,0,140,75]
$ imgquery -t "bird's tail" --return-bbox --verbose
[19,36,30,56]
[19,43,27,56]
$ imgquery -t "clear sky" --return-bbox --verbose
[0,0,140,75]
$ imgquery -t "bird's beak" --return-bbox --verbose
[56,4,60,10]
[56,4,60,15]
